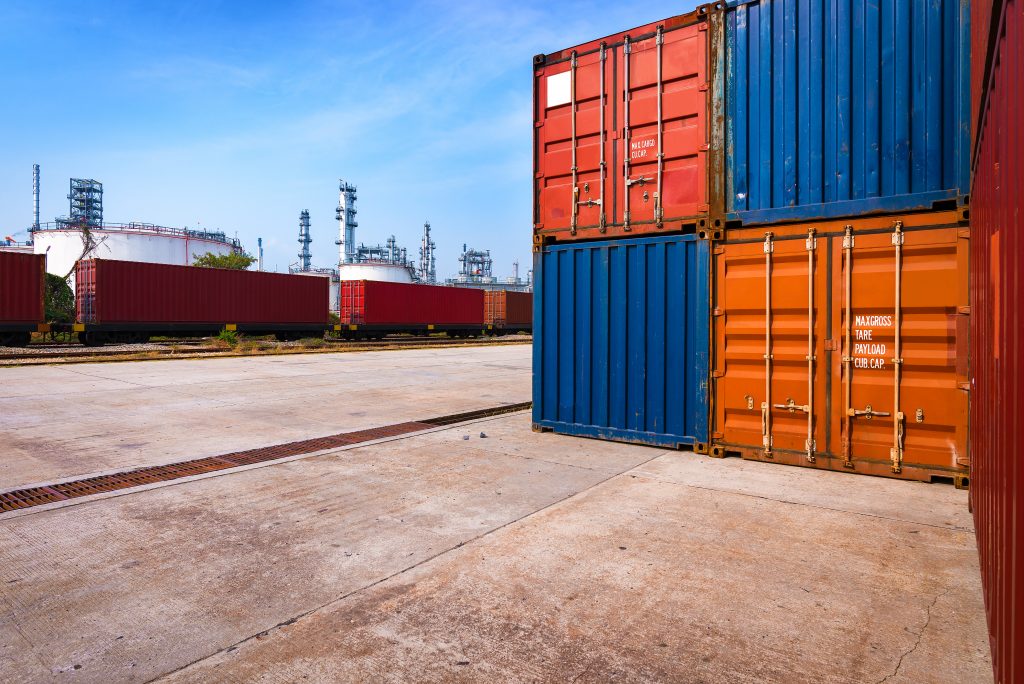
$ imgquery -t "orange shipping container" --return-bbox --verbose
[710,210,970,483]
[484,290,532,331]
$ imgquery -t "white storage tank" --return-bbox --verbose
[31,222,242,289]
[337,262,414,284]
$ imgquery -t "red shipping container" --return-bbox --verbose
[484,290,532,328]
[972,0,997,142]
[76,259,329,325]
[970,1,1024,682]
[533,4,724,245]
[339,280,484,326]
[0,251,45,325]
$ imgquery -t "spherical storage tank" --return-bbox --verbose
[31,223,242,290]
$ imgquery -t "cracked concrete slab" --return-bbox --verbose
[157,430,989,683]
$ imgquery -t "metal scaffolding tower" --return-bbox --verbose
[418,221,437,284]
[297,210,312,271]
[67,178,103,227]
[458,244,493,282]
[335,180,358,266]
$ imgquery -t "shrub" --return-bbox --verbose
[193,251,256,270]
[217,328,238,346]
[45,274,74,323]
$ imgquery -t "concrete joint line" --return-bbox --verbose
[148,450,666,683]
[0,411,530,521]
[625,472,974,533]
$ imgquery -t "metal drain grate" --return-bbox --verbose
[418,402,533,426]
[0,403,531,513]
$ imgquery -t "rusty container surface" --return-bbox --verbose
[970,0,1024,681]
[533,3,725,245]
[711,210,969,482]
[76,259,329,325]
[484,290,533,329]
[0,251,45,325]
[725,0,971,226]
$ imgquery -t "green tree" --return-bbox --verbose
[192,251,257,270]
[45,273,75,323]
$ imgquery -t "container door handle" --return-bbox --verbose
[890,221,905,473]
[622,35,632,231]
[569,51,579,236]
[655,25,664,226]
[773,399,810,413]
[847,405,890,419]
[598,43,607,232]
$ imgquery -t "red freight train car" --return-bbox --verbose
[484,290,532,334]
[338,280,485,338]
[0,251,47,347]
[74,259,330,345]
[533,4,724,244]
[970,0,1024,681]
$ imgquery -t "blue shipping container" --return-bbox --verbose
[532,234,710,448]
[725,0,971,225]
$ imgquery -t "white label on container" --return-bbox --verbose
[630,137,656,160]
[852,313,892,369]
[547,71,571,107]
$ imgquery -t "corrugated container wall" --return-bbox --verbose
[971,0,996,136]
[339,281,485,326]
[76,260,329,325]
[0,252,45,324]
[484,290,533,328]
[533,4,724,244]
[970,0,1023,681]
[725,0,971,225]
[711,211,970,482]
[533,235,710,448]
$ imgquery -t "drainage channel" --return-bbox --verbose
[0,401,532,513]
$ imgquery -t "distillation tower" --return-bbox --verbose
[297,210,312,271]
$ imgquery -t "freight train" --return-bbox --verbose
[0,254,532,347]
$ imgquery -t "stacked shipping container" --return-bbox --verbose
[969,0,1022,681]
[532,0,971,484]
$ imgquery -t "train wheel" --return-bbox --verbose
[79,332,105,347]
[0,332,30,348]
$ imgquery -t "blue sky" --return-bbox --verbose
[0,0,696,278]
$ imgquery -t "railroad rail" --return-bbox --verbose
[0,335,531,365]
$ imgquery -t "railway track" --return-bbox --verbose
[0,335,531,365]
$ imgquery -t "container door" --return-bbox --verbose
[620,23,709,232]
[833,225,969,475]
[714,231,826,460]
[537,46,610,236]
[533,235,709,447]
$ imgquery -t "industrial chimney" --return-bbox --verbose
[32,164,40,232]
